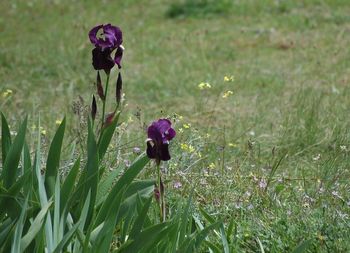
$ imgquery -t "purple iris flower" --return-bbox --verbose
[147,119,176,163]
[89,24,124,72]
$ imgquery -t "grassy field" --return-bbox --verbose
[1,0,350,252]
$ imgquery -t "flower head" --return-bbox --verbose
[146,119,176,163]
[224,75,235,82]
[222,90,233,98]
[89,24,124,72]
[89,24,123,50]
[2,89,13,98]
[198,82,211,90]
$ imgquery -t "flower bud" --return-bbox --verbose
[96,71,105,101]
[154,186,160,202]
[116,72,122,106]
[103,111,115,128]
[91,95,97,121]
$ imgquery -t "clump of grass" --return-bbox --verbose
[166,0,232,18]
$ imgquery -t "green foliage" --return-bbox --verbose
[0,113,221,252]
[166,0,232,18]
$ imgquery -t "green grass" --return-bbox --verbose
[1,0,350,252]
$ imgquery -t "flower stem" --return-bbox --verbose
[157,162,161,221]
[101,73,110,130]
[157,162,166,222]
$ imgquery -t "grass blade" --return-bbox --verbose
[97,112,120,161]
[1,112,12,167]
[45,117,66,198]
[96,164,123,206]
[60,158,80,214]
[20,201,52,251]
[94,154,149,227]
[0,218,15,248]
[82,117,99,227]
[11,195,28,253]
[256,237,265,253]
[117,222,169,253]
[52,222,80,253]
[2,117,27,189]
[129,196,153,240]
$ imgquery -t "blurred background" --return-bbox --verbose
[1,0,350,139]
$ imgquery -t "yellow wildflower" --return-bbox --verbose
[55,120,62,125]
[2,89,13,98]
[228,143,237,147]
[40,127,46,135]
[224,75,235,82]
[317,234,325,242]
[222,90,233,98]
[183,123,191,129]
[180,143,195,153]
[198,82,211,90]
[180,143,188,150]
[209,163,215,169]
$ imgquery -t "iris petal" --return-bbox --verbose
[92,48,115,71]
[148,125,163,143]
[159,143,171,161]
[104,24,123,47]
[146,141,157,159]
[88,25,103,46]
[114,46,123,69]
[165,128,176,141]
[146,119,175,161]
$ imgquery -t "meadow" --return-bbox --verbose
[1,0,350,252]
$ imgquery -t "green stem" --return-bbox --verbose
[157,163,161,219]
[101,73,110,132]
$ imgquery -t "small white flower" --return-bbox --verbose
[173,181,182,189]
[258,179,267,189]
[312,154,321,161]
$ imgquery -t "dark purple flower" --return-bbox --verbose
[89,24,122,50]
[89,24,124,72]
[146,119,176,163]
[91,47,115,73]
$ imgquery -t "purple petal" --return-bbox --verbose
[165,128,176,141]
[92,47,115,71]
[147,125,163,143]
[146,141,156,159]
[103,24,123,47]
[153,119,172,134]
[114,46,123,69]
[159,143,171,161]
[89,25,103,45]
